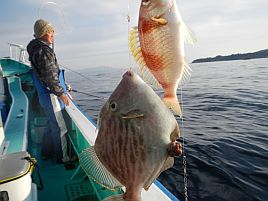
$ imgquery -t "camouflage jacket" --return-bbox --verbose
[27,39,64,97]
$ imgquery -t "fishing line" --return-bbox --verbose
[180,87,188,201]
[38,2,106,100]
[38,1,72,36]
[127,0,132,70]
[37,2,108,105]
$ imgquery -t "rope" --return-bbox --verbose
[180,87,188,201]
[24,157,43,190]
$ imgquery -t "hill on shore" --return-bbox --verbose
[192,49,268,63]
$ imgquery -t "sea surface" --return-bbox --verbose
[65,58,268,201]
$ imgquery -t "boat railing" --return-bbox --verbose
[8,43,27,63]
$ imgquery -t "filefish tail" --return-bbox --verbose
[102,194,125,201]
[163,96,182,118]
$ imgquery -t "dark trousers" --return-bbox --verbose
[41,96,63,162]
[30,70,66,163]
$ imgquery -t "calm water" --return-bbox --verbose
[65,58,268,201]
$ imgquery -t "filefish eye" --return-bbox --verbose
[109,101,118,112]
[142,0,150,6]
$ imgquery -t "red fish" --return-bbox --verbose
[129,0,193,117]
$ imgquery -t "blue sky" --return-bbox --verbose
[0,0,268,69]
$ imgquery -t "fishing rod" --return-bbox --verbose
[38,2,100,92]
[70,89,107,100]
[60,64,96,84]
[59,64,107,100]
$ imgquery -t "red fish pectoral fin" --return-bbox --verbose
[163,96,183,118]
[151,17,168,25]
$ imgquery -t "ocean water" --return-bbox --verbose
[65,58,268,201]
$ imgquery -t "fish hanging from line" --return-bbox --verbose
[79,70,182,201]
[129,0,194,118]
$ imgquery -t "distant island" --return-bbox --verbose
[192,49,268,63]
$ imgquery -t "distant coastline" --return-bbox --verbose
[192,49,268,63]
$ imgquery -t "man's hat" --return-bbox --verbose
[34,19,54,38]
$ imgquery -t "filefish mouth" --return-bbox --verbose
[122,70,136,81]
[125,70,134,77]
[123,70,145,85]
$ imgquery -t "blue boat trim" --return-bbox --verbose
[154,179,180,201]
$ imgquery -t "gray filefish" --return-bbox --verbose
[79,70,182,201]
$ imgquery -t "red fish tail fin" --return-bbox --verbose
[163,96,183,118]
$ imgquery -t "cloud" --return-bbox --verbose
[1,0,268,68]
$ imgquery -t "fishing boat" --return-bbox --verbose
[0,43,180,201]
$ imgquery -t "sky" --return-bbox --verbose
[0,0,268,69]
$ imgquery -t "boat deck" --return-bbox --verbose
[0,59,30,154]
[28,139,120,201]
[28,143,88,201]
[0,58,180,201]
[0,60,29,77]
[4,76,28,154]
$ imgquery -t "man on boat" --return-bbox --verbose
[27,19,70,164]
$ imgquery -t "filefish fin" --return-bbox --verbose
[103,194,125,201]
[178,59,192,88]
[170,123,180,141]
[144,157,174,191]
[79,146,123,190]
[151,17,168,25]
[163,96,182,118]
[161,157,174,172]
[121,109,144,119]
[129,27,161,89]
[96,113,101,130]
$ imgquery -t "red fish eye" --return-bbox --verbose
[142,0,150,6]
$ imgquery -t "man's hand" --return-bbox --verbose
[66,83,72,92]
[59,94,69,106]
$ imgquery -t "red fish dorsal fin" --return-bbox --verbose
[129,26,161,89]
[79,146,123,190]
